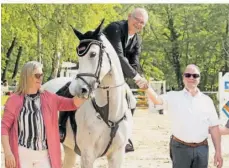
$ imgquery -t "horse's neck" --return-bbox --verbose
[94,63,127,121]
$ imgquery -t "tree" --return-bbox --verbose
[12,46,23,79]
[1,37,17,81]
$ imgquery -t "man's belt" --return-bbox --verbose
[172,135,208,147]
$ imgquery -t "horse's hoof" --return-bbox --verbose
[125,144,134,153]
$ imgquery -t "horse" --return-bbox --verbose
[42,19,134,168]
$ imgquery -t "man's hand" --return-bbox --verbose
[135,79,148,89]
[73,97,87,107]
[133,74,148,89]
[214,152,223,168]
[209,125,223,168]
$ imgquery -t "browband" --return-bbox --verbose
[77,39,103,57]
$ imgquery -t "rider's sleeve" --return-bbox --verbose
[103,23,137,79]
[128,36,141,72]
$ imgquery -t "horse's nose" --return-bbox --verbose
[81,87,89,94]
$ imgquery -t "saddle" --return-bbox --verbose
[56,82,76,143]
[56,82,82,155]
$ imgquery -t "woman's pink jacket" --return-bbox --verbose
[1,91,78,168]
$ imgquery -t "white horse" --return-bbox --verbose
[42,19,134,168]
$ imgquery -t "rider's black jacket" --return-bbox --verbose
[103,20,142,79]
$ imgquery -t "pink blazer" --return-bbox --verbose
[1,91,78,168]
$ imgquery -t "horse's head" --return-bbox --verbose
[69,19,112,98]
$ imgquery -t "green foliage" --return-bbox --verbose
[1,4,228,91]
[1,4,121,83]
[141,4,229,90]
[1,95,9,116]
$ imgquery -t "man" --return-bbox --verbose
[58,8,149,146]
[220,119,229,135]
[103,8,148,90]
[145,64,223,168]
[103,8,149,152]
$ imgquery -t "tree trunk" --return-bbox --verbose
[222,13,229,74]
[12,46,23,79]
[1,37,17,81]
[48,50,61,80]
[48,30,62,80]
[37,11,42,63]
[201,65,209,91]
[166,5,183,89]
[26,7,42,63]
[52,51,61,79]
[37,30,42,63]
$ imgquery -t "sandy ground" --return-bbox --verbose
[2,109,229,168]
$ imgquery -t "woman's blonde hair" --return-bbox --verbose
[15,61,43,95]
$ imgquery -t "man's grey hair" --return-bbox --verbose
[131,8,149,24]
[183,64,201,74]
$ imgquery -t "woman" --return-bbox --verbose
[1,61,86,168]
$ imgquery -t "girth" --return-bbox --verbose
[91,94,126,157]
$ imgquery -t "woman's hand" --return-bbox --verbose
[5,152,16,168]
[2,136,16,168]
[73,97,87,107]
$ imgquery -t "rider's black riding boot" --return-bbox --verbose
[125,108,135,153]
[131,108,135,116]
[125,139,134,153]
[59,112,70,143]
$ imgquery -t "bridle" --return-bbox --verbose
[76,39,112,96]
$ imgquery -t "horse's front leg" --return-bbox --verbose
[62,144,77,168]
[107,147,125,168]
[80,149,96,168]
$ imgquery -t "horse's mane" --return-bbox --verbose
[100,34,125,81]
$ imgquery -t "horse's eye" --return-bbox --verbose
[90,52,96,58]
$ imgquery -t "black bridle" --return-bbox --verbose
[76,39,112,96]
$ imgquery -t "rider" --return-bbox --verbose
[103,7,149,152]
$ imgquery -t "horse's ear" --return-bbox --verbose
[70,25,83,40]
[93,19,105,36]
